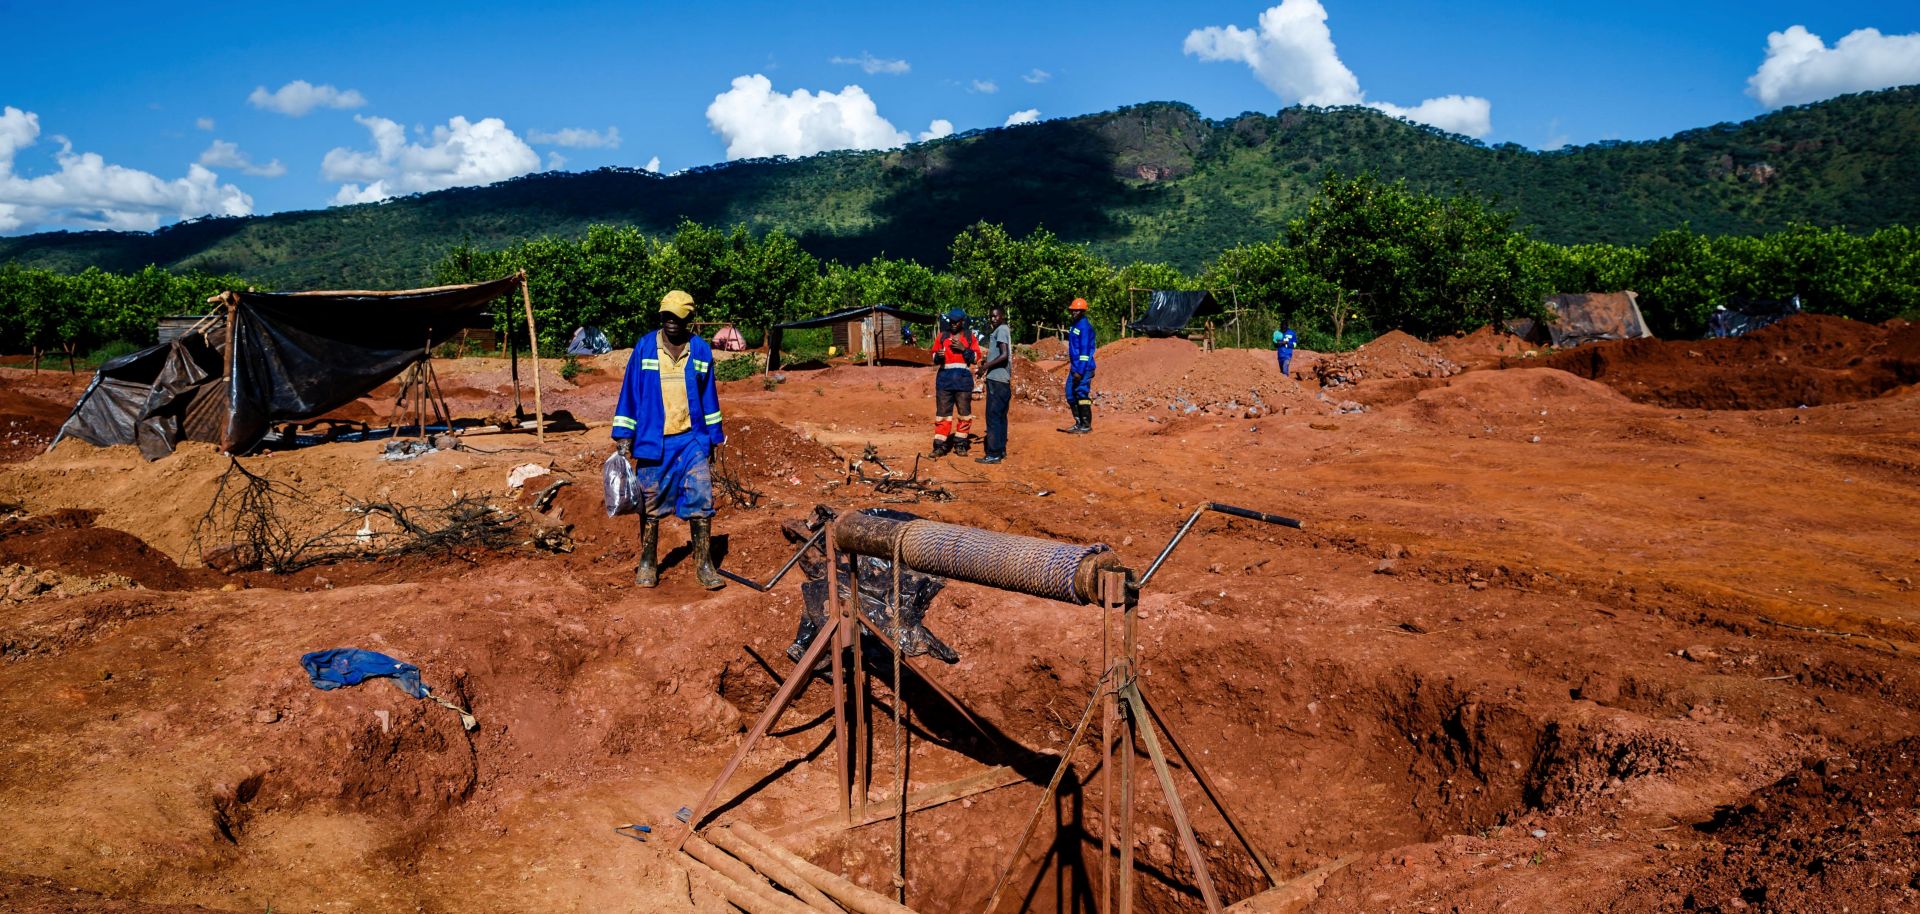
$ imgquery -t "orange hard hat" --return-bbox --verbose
[1069,297,1089,311]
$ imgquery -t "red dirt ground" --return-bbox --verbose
[2,321,1918,914]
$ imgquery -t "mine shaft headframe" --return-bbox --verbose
[830,510,1132,605]
[822,500,1302,608]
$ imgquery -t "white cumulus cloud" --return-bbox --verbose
[195,117,215,131]
[830,52,910,76]
[918,119,954,141]
[1023,68,1052,84]
[323,114,540,205]
[0,106,252,233]
[706,74,923,159]
[1747,25,1920,108]
[644,156,661,173]
[1004,109,1041,126]
[198,139,286,177]
[1183,0,1492,138]
[526,126,621,148]
[248,80,368,117]
[971,79,999,94]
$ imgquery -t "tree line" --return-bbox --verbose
[3,175,1917,358]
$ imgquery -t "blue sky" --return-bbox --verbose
[2,0,1917,233]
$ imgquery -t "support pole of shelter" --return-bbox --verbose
[518,271,545,441]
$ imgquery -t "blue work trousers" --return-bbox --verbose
[637,430,714,519]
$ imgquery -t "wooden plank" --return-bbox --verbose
[767,764,1029,839]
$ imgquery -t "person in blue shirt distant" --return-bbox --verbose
[1273,325,1298,376]
[1059,297,1096,434]
[612,290,726,590]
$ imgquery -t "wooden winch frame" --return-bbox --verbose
[671,504,1302,914]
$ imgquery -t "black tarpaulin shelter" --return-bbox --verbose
[767,304,936,369]
[54,274,536,459]
[1128,290,1220,337]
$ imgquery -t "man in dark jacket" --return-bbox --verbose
[612,290,726,589]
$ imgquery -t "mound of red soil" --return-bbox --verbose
[1430,325,1534,368]
[1029,337,1068,358]
[1617,736,1920,913]
[1315,331,1462,388]
[1514,314,1920,410]
[0,509,220,590]
[1096,337,1313,416]
[716,415,844,491]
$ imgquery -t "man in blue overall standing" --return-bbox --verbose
[1273,324,1297,377]
[612,290,726,590]
[1059,297,1095,434]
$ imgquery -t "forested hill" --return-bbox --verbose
[4,86,1917,287]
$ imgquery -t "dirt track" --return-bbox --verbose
[2,316,1918,914]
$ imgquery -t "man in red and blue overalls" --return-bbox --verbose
[612,290,726,590]
[929,307,981,457]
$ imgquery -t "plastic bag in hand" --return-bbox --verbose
[603,450,641,517]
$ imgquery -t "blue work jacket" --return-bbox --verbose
[611,331,725,460]
[1068,316,1097,374]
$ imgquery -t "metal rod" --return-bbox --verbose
[1138,502,1303,590]
[1125,686,1223,914]
[716,529,825,592]
[1139,683,1281,887]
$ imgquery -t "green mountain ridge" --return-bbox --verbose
[4,86,1917,288]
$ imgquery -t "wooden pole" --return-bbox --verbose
[733,823,921,914]
[672,616,839,852]
[1100,572,1121,914]
[1118,595,1136,914]
[518,272,545,441]
[828,537,852,826]
[707,828,847,914]
[679,851,819,914]
[1140,685,1279,887]
[1126,687,1223,914]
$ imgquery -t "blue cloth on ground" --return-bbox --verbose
[636,429,714,519]
[300,648,429,699]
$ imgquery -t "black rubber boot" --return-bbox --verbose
[953,437,971,456]
[930,440,950,458]
[1066,404,1091,434]
[691,517,725,590]
[634,514,660,587]
[1057,410,1081,433]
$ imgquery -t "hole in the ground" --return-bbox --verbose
[777,656,1690,913]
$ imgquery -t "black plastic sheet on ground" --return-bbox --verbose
[1709,297,1802,339]
[1129,290,1218,337]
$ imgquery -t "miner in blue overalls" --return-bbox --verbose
[1273,324,1297,376]
[613,290,726,590]
[1059,297,1096,434]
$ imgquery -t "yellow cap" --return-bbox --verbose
[659,290,696,318]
